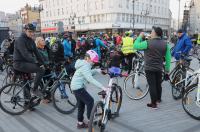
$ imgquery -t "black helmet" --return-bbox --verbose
[24,23,36,31]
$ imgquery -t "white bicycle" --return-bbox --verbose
[182,66,200,120]
[88,67,127,132]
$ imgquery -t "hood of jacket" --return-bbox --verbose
[75,59,91,70]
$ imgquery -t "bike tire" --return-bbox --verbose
[171,69,185,100]
[123,72,149,100]
[52,81,77,114]
[110,84,122,116]
[88,101,104,132]
[182,83,200,120]
[0,83,29,115]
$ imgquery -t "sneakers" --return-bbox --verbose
[157,100,162,104]
[77,122,88,129]
[147,103,158,109]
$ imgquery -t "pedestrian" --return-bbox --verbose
[134,26,171,109]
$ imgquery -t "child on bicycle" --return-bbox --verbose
[71,50,108,129]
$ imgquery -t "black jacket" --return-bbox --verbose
[13,33,44,65]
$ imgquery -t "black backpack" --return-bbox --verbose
[50,40,64,62]
[86,38,97,50]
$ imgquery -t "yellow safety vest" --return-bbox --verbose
[197,34,200,45]
[121,37,136,54]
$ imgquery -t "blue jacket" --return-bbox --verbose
[172,33,192,60]
[62,39,73,57]
[70,59,104,91]
[92,38,107,59]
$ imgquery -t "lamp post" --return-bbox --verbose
[140,0,152,32]
[141,10,150,32]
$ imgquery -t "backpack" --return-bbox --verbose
[50,40,64,62]
[86,38,97,50]
[50,42,59,53]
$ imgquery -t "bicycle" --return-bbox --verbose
[123,52,148,100]
[0,64,77,115]
[50,64,77,114]
[182,67,200,120]
[0,70,40,115]
[88,67,126,132]
[169,55,194,100]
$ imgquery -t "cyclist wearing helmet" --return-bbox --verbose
[71,50,108,129]
[13,23,45,110]
[121,31,136,74]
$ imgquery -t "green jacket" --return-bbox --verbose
[134,36,171,72]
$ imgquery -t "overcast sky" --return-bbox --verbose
[0,0,188,20]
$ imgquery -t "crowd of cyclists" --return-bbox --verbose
[0,22,200,131]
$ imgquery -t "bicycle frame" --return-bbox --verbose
[174,69,199,89]
[101,78,113,124]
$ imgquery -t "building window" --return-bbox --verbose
[126,0,129,9]
[117,13,121,21]
[101,0,104,9]
[95,1,98,10]
[122,13,125,22]
[46,11,48,17]
[94,16,96,23]
[62,8,64,15]
[126,14,129,22]
[58,9,60,16]
[97,15,100,22]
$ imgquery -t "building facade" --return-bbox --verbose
[0,11,8,27]
[189,0,200,34]
[20,4,41,32]
[7,12,23,37]
[39,0,171,35]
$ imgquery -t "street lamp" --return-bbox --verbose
[141,10,150,32]
[140,0,152,32]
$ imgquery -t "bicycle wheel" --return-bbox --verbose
[2,66,14,87]
[52,81,77,114]
[110,84,122,116]
[123,72,149,100]
[88,101,105,132]
[182,84,200,120]
[171,69,185,100]
[0,83,29,115]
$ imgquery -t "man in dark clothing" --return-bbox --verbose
[134,26,171,109]
[68,35,76,56]
[13,23,45,98]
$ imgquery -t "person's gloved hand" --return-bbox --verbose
[40,65,45,70]
[101,70,107,75]
[102,87,111,93]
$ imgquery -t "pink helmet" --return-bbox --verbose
[86,50,99,63]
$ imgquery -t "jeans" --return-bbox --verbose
[73,88,94,122]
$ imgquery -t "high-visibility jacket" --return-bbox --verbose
[121,37,136,54]
[197,34,200,45]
